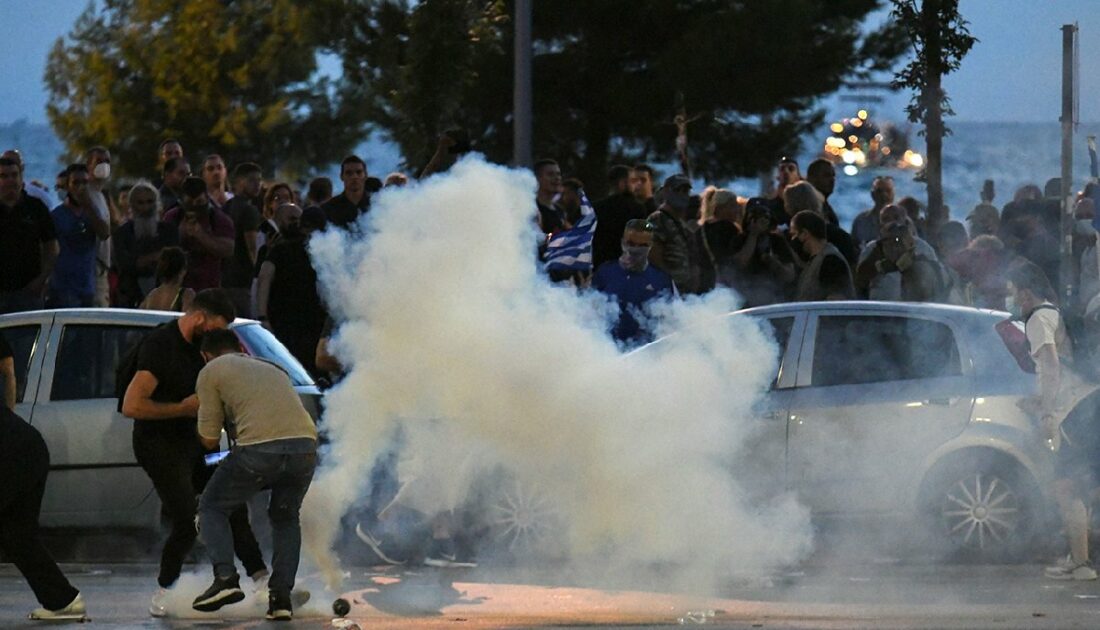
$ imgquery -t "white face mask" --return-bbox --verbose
[93,162,111,180]
[1005,293,1019,317]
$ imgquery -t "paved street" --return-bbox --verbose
[6,542,1100,629]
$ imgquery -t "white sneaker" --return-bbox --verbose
[1046,561,1098,581]
[29,592,86,620]
[252,573,270,597]
[1044,554,1075,575]
[149,587,169,617]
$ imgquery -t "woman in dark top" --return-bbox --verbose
[696,187,743,293]
[140,247,193,312]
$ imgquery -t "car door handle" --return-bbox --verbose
[923,397,957,406]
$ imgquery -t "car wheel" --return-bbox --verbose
[921,456,1040,561]
[476,476,564,562]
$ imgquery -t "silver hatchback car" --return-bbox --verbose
[0,308,320,532]
[722,301,1055,558]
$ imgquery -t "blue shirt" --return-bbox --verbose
[592,261,675,344]
[50,203,98,297]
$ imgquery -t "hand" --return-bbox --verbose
[748,217,769,236]
[179,218,200,239]
[880,234,913,263]
[1042,414,1061,451]
[180,394,200,417]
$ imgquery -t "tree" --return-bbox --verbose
[45,0,365,179]
[329,0,906,189]
[890,0,976,237]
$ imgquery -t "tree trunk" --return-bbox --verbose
[922,0,947,243]
[578,119,611,199]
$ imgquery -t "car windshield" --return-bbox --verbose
[233,323,315,386]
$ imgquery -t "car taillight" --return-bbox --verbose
[995,318,1037,373]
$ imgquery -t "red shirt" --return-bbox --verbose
[162,206,235,291]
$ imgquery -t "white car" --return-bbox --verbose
[0,308,320,531]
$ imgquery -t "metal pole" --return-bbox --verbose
[513,0,533,168]
[1060,24,1076,308]
[1056,24,1073,307]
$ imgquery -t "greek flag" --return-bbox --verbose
[543,191,596,272]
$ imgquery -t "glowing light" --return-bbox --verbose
[905,402,923,408]
[843,165,859,176]
[848,135,859,144]
[830,123,844,133]
[841,150,857,164]
[826,137,846,149]
[851,118,863,128]
[858,109,869,120]
[881,147,892,156]
[904,150,924,168]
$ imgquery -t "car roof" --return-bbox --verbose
[734,300,1009,324]
[0,308,259,327]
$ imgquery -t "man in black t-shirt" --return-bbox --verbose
[322,155,380,230]
[221,163,263,317]
[121,289,267,617]
[592,165,648,269]
[0,156,59,314]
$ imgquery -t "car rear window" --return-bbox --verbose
[233,323,315,387]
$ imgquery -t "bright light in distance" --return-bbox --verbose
[830,123,844,133]
[851,118,863,128]
[843,165,859,176]
[904,150,924,167]
[826,137,846,149]
[858,109,869,120]
[842,150,857,164]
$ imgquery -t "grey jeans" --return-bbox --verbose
[198,439,316,596]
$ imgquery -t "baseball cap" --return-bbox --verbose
[661,174,691,192]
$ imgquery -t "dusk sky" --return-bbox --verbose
[2,0,1099,125]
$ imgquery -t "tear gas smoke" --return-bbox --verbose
[302,157,813,589]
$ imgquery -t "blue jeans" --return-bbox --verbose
[198,440,316,595]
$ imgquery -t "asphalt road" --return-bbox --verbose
[4,547,1100,629]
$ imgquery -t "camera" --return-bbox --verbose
[744,198,776,230]
[882,221,909,243]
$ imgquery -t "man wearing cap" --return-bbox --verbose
[646,174,699,294]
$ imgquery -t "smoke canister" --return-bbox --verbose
[332,598,351,617]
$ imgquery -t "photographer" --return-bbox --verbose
[855,204,945,302]
[732,199,798,306]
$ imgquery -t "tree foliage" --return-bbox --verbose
[328,0,907,187]
[890,0,975,131]
[45,0,364,178]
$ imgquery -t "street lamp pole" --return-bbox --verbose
[513,0,533,168]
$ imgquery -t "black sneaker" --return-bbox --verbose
[266,591,293,621]
[192,574,245,612]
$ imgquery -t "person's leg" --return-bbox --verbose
[1053,478,1089,565]
[267,452,317,597]
[194,449,268,578]
[133,431,201,588]
[197,453,267,580]
[0,438,79,610]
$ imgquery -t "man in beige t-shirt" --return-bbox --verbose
[191,329,317,621]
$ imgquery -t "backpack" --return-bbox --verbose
[115,323,168,413]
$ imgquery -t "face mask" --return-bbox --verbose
[93,162,111,180]
[1004,294,1019,317]
[620,243,651,270]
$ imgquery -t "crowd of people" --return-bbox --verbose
[6,133,1100,621]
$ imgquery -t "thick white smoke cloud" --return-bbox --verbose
[302,157,813,589]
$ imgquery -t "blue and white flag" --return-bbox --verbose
[543,191,597,272]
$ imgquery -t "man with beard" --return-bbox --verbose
[121,289,267,617]
[221,163,263,317]
[47,164,111,308]
[163,177,235,290]
[113,182,179,306]
[256,205,327,375]
[201,155,232,211]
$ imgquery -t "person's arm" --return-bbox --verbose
[419,134,456,179]
[1034,343,1062,445]
[315,336,342,376]
[0,356,15,410]
[196,368,225,450]
[26,239,59,297]
[854,242,886,292]
[244,230,258,267]
[186,223,234,258]
[256,260,275,328]
[819,255,853,300]
[122,370,199,420]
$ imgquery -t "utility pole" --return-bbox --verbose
[1060,24,1077,308]
[513,0,533,168]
